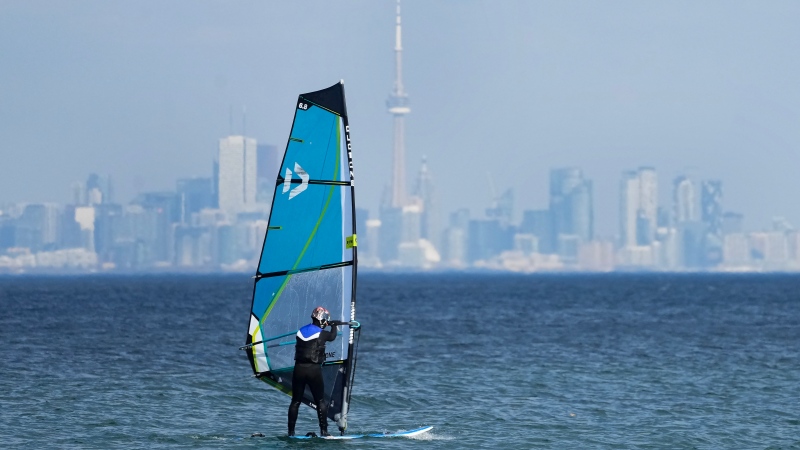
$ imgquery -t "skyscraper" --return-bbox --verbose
[486,188,514,226]
[93,203,122,263]
[378,205,402,263]
[442,208,469,265]
[520,209,553,253]
[130,192,181,264]
[413,156,439,251]
[549,167,593,245]
[218,135,257,220]
[177,177,214,224]
[354,208,370,256]
[387,0,410,208]
[619,167,657,247]
[638,167,658,244]
[701,180,723,266]
[18,203,60,251]
[468,219,506,263]
[620,170,640,248]
[701,180,723,238]
[85,173,113,205]
[673,176,696,223]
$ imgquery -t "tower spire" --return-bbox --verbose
[393,0,405,97]
[387,0,410,208]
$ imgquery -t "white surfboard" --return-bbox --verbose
[289,425,434,440]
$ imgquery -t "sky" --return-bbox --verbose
[1,0,799,237]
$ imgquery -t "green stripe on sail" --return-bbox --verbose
[261,372,293,396]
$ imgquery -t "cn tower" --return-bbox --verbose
[387,0,410,208]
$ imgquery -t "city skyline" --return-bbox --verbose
[4,160,800,270]
[1,157,791,238]
[2,1,800,237]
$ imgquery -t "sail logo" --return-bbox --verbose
[345,125,354,183]
[282,162,309,199]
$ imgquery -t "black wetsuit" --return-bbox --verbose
[288,322,338,435]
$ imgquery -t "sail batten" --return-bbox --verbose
[245,81,359,432]
[257,261,355,279]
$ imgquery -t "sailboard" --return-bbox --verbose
[241,81,361,434]
[289,425,434,440]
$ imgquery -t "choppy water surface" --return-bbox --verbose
[1,274,799,449]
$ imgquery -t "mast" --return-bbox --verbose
[338,80,359,435]
[387,0,410,208]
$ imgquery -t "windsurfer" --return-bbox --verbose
[288,306,344,437]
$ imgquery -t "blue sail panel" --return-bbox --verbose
[282,106,343,180]
[258,183,352,275]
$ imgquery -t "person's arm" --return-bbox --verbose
[320,322,338,342]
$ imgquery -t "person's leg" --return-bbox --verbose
[307,366,328,436]
[287,366,308,436]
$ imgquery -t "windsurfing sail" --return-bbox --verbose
[242,81,360,434]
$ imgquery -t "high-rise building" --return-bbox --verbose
[212,159,220,208]
[677,220,706,268]
[701,180,723,266]
[620,167,657,247]
[378,205,402,263]
[549,167,593,246]
[413,156,439,251]
[673,176,696,223]
[620,170,640,248]
[177,177,215,224]
[441,208,469,266]
[72,182,84,206]
[401,204,421,243]
[85,173,113,205]
[16,203,61,251]
[520,209,553,254]
[354,208,370,257]
[468,219,503,263]
[215,224,237,266]
[638,167,657,244]
[218,135,257,220]
[93,203,123,263]
[362,218,382,268]
[73,206,96,252]
[59,205,83,249]
[486,188,514,226]
[701,180,722,237]
[130,192,180,264]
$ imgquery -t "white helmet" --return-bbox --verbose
[311,306,330,325]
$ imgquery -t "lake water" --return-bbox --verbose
[1,273,799,449]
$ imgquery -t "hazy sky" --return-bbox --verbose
[1,1,799,236]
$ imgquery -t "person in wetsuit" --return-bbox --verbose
[288,306,344,437]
